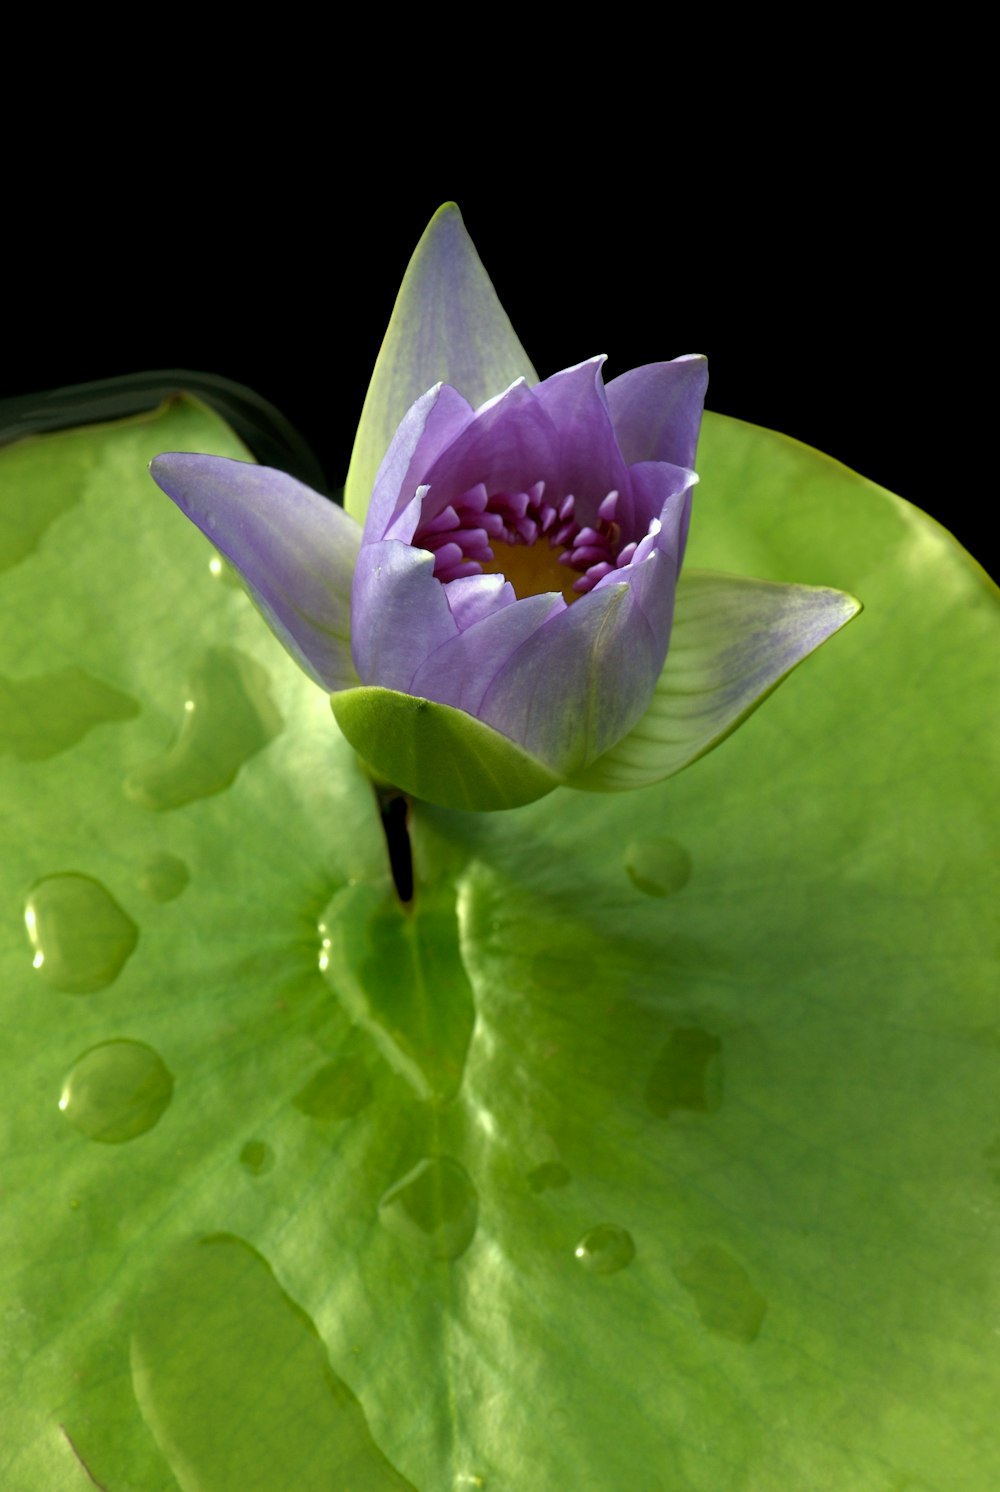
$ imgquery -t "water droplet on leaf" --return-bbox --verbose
[125,647,282,810]
[527,1161,571,1193]
[293,1056,372,1121]
[379,1156,479,1261]
[672,1245,767,1343]
[623,838,692,897]
[136,852,189,902]
[0,432,86,572]
[239,1140,274,1176]
[574,1224,635,1275]
[131,1234,415,1489]
[319,884,475,1103]
[25,873,138,993]
[645,1027,722,1117]
[59,1040,173,1143]
[0,666,139,761]
[208,550,242,587]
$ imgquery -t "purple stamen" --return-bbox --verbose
[421,505,461,534]
[568,545,609,567]
[431,541,465,569]
[597,491,619,523]
[414,475,634,592]
[458,484,489,512]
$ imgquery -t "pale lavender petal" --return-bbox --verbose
[410,592,564,717]
[149,454,360,692]
[627,462,698,565]
[420,380,559,519]
[344,203,537,523]
[444,573,517,630]
[530,357,634,530]
[383,488,425,545]
[351,539,457,692]
[364,383,473,543]
[605,356,708,470]
[477,560,675,776]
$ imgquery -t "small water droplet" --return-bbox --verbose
[527,1161,571,1193]
[573,1224,635,1275]
[239,1140,274,1176]
[0,666,139,761]
[25,873,138,994]
[624,838,692,897]
[379,1156,478,1262]
[125,647,282,810]
[673,1245,767,1343]
[293,1056,372,1121]
[59,1040,173,1143]
[137,852,190,902]
[208,551,242,587]
[645,1027,723,1118]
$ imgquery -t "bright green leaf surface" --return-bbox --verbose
[1,401,998,1491]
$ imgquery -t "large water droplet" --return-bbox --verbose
[239,1139,274,1176]
[379,1156,479,1262]
[125,647,282,810]
[645,1027,723,1118]
[0,431,85,573]
[319,883,475,1102]
[25,873,138,993]
[59,1040,173,1143]
[0,666,139,761]
[527,1161,571,1193]
[623,838,692,897]
[136,852,189,902]
[673,1245,768,1343]
[573,1224,635,1275]
[131,1235,415,1490]
[293,1056,372,1121]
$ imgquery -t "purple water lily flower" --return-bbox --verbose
[150,206,860,811]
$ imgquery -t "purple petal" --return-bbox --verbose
[351,539,458,692]
[410,591,564,717]
[530,357,634,532]
[605,356,708,470]
[628,461,698,565]
[344,204,538,523]
[420,380,559,520]
[149,454,360,692]
[444,573,517,630]
[477,554,677,776]
[365,382,473,543]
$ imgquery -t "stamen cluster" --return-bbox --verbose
[414,482,639,597]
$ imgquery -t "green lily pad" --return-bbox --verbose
[1,396,997,1491]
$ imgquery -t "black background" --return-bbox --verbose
[3,169,986,576]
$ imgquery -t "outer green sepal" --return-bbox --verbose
[330,686,562,811]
